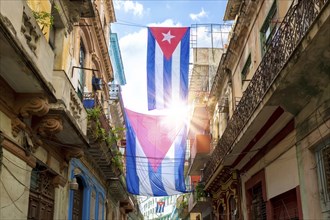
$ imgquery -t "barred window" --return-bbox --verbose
[251,183,266,220]
[28,164,55,220]
[315,140,330,212]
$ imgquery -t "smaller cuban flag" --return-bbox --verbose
[156,201,165,213]
[125,108,187,196]
[147,27,190,110]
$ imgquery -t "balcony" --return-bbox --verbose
[188,183,211,213]
[188,135,211,176]
[0,0,55,100]
[188,105,209,139]
[176,195,189,219]
[61,0,94,23]
[109,176,138,215]
[85,101,123,180]
[52,70,87,133]
[204,0,330,183]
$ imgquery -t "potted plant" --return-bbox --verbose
[195,182,207,201]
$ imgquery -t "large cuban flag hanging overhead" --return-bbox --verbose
[147,27,190,110]
[125,108,187,196]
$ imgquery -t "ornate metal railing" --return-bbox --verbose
[203,0,329,183]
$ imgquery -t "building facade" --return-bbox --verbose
[183,0,330,220]
[0,0,140,219]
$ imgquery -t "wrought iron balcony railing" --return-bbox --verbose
[84,92,111,133]
[203,0,329,183]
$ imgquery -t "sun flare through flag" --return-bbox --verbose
[147,27,190,110]
[125,108,187,196]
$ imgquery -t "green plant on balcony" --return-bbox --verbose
[111,149,123,172]
[195,182,207,201]
[86,107,103,140]
[32,10,54,32]
[87,107,101,120]
[178,199,188,210]
[177,195,189,219]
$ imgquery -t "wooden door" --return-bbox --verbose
[72,177,84,220]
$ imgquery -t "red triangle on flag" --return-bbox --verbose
[126,109,184,172]
[150,27,188,60]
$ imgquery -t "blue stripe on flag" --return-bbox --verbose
[175,125,187,191]
[163,56,172,108]
[147,29,156,110]
[125,120,139,195]
[180,28,190,106]
[149,163,168,196]
[147,27,190,110]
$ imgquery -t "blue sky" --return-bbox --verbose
[111,0,230,112]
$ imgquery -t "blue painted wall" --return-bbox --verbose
[68,159,106,220]
[109,32,126,85]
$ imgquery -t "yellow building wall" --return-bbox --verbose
[26,0,52,41]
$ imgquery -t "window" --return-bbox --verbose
[260,1,278,55]
[98,196,104,220]
[246,170,267,220]
[78,43,86,100]
[229,196,237,220]
[315,140,330,212]
[250,183,266,220]
[271,188,299,220]
[28,164,55,220]
[90,190,96,220]
[241,54,252,83]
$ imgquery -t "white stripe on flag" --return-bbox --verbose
[171,42,181,104]
[155,43,164,109]
[135,137,153,196]
[161,142,178,195]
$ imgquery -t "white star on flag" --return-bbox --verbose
[162,30,175,43]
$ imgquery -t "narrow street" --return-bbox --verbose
[0,0,329,220]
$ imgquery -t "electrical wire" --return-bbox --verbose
[0,179,26,214]
[2,155,51,173]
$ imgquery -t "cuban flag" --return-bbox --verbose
[156,201,165,213]
[125,108,187,196]
[147,27,190,110]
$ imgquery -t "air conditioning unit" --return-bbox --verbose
[109,84,120,100]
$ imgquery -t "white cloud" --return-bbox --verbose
[193,25,231,48]
[114,0,144,17]
[190,8,207,21]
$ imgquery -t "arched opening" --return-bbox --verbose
[218,204,225,220]
[229,196,237,220]
[72,176,84,220]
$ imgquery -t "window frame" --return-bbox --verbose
[78,42,86,100]
[315,140,330,212]
[241,54,252,84]
[260,1,278,56]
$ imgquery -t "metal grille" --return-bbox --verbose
[323,146,330,195]
[272,189,299,220]
[30,165,55,199]
[251,184,266,220]
[28,165,55,220]
[203,0,329,183]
